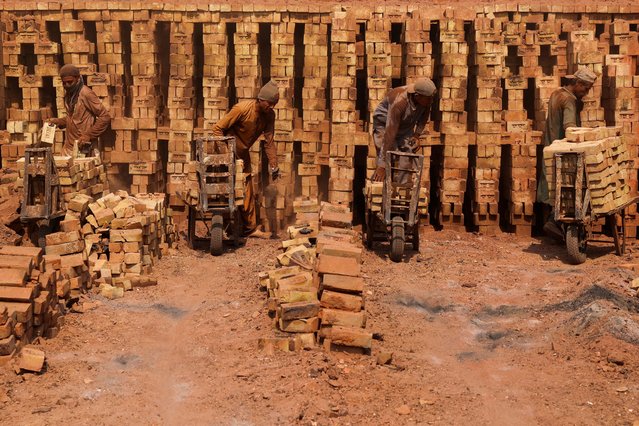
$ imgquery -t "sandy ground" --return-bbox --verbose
[2,228,639,425]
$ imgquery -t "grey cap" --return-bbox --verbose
[258,80,280,103]
[567,67,597,84]
[407,78,436,97]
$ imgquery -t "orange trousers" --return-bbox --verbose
[242,173,257,233]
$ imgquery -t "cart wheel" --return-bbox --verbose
[232,209,242,248]
[210,215,224,256]
[389,216,405,262]
[365,210,374,249]
[566,224,587,264]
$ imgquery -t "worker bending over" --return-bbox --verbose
[371,78,436,182]
[539,67,597,238]
[212,80,280,238]
[49,64,111,157]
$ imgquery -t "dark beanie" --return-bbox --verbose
[258,80,280,103]
[60,64,80,77]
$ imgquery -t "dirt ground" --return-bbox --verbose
[2,227,639,425]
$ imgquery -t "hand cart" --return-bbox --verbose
[364,150,424,262]
[186,136,242,256]
[553,151,638,264]
[20,147,65,247]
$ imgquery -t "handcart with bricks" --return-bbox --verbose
[364,150,424,262]
[185,136,244,256]
[545,126,638,264]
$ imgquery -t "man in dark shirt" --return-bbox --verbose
[371,78,436,182]
[539,67,597,238]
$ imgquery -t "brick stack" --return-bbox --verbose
[544,126,633,215]
[300,22,330,164]
[258,202,371,353]
[60,18,94,74]
[16,155,108,203]
[366,18,392,125]
[470,19,503,233]
[130,20,162,194]
[438,18,469,228]
[404,13,435,217]
[0,245,64,361]
[568,30,606,127]
[265,22,296,232]
[64,191,172,294]
[297,23,329,200]
[316,203,371,351]
[234,22,261,102]
[202,22,228,128]
[44,229,90,298]
[329,12,359,207]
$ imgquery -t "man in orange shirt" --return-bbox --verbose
[212,80,280,238]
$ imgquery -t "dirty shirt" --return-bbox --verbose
[372,85,430,168]
[212,100,277,174]
[537,86,581,204]
[54,86,111,155]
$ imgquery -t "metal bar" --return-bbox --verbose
[574,153,584,220]
[554,154,562,221]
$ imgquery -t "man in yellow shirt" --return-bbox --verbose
[212,80,280,238]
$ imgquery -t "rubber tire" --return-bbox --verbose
[210,215,224,256]
[566,224,587,265]
[389,216,405,262]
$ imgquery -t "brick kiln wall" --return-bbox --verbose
[0,2,637,236]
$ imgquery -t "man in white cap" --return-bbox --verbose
[371,77,436,182]
[212,80,280,238]
[538,66,597,238]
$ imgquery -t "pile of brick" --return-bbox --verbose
[15,155,108,203]
[364,181,428,216]
[60,191,176,297]
[182,157,245,208]
[544,126,633,215]
[258,201,372,353]
[0,245,64,363]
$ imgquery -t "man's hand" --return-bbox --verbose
[372,166,386,182]
[78,134,91,146]
[270,166,281,181]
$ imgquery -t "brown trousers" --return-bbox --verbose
[242,173,257,233]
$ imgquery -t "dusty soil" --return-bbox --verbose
[2,228,639,425]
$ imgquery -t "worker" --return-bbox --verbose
[212,80,280,238]
[48,64,111,157]
[538,67,597,239]
[371,77,436,182]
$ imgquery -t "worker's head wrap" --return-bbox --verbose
[408,78,437,97]
[59,64,81,78]
[258,80,280,104]
[567,67,597,85]
[60,64,84,113]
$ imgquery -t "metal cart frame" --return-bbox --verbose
[553,151,637,264]
[364,150,424,262]
[186,136,242,255]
